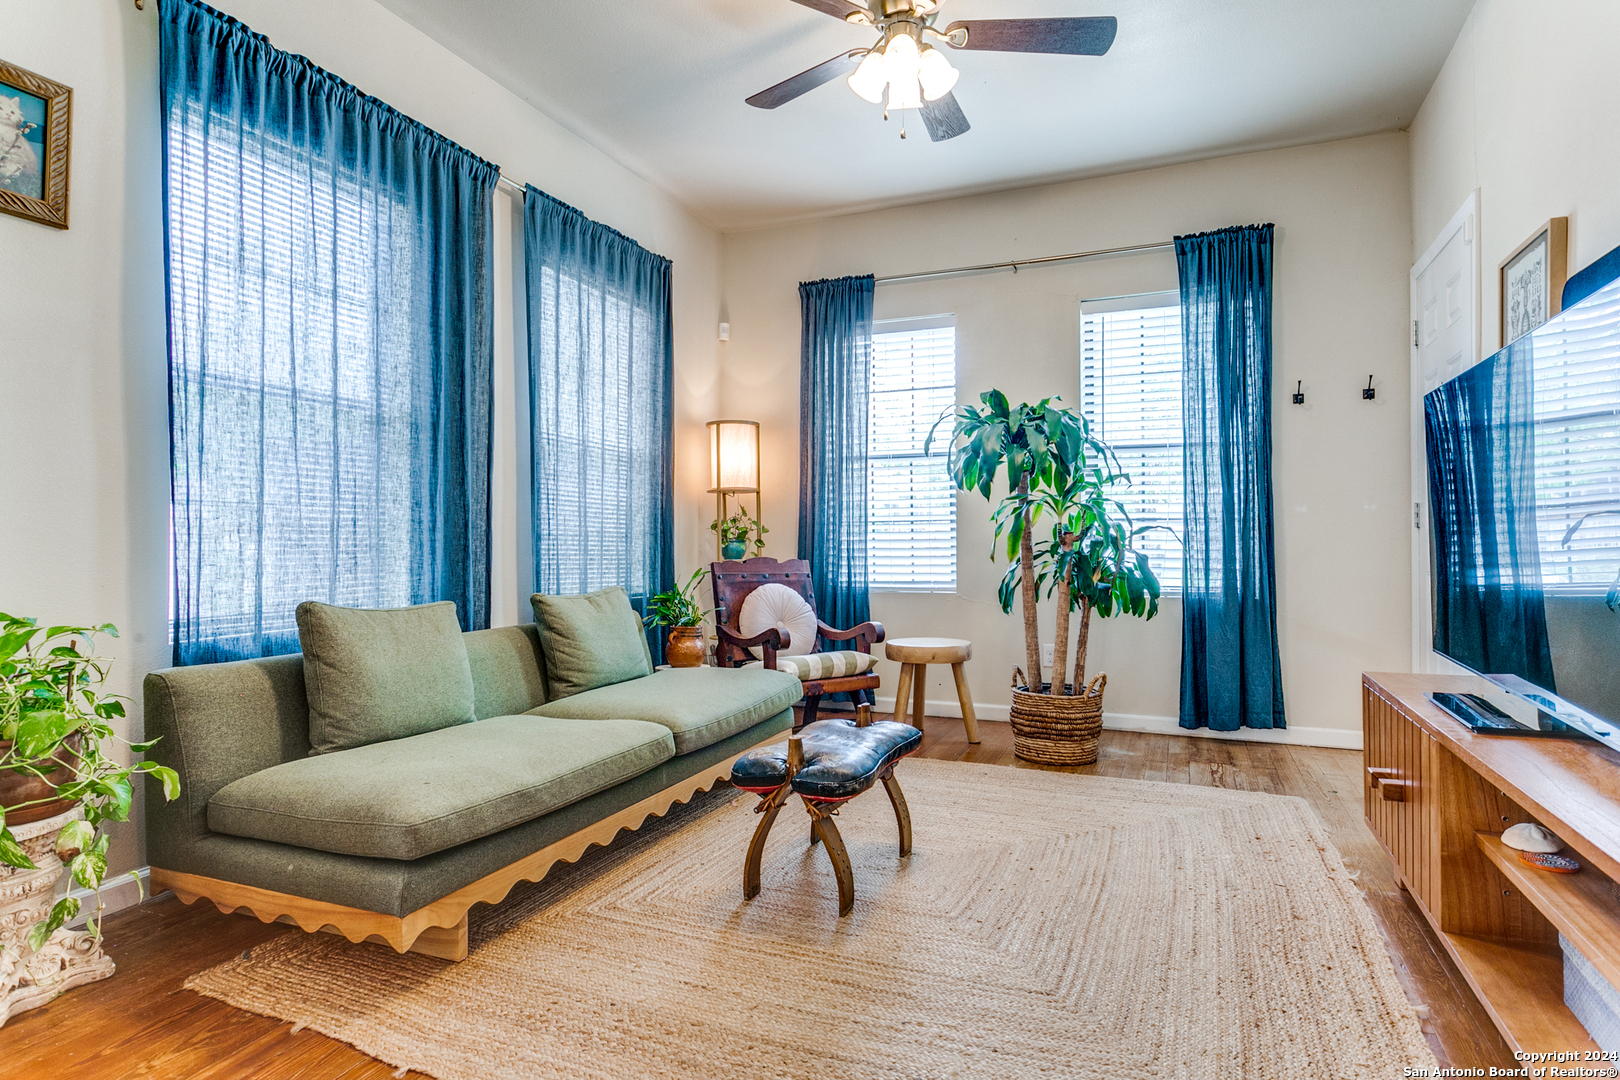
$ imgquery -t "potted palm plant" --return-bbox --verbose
[643,570,713,668]
[0,615,180,1025]
[929,392,1163,764]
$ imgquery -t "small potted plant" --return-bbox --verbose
[711,507,768,561]
[0,615,181,1026]
[643,570,713,668]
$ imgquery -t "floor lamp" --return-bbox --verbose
[708,420,761,562]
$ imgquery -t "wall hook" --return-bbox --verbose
[1292,381,1305,405]
[1363,376,1376,400]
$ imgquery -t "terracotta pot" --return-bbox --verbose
[665,626,706,668]
[0,732,82,826]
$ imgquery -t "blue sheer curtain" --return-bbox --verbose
[798,275,874,632]
[161,0,496,665]
[523,187,674,652]
[1426,340,1556,688]
[1176,225,1285,731]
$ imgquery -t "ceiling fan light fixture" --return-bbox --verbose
[882,30,922,85]
[887,74,923,112]
[847,49,887,103]
[917,44,959,100]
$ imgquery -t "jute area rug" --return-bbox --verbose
[187,759,1439,1080]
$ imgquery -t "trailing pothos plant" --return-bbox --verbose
[928,391,1164,696]
[643,569,713,629]
[0,615,180,951]
[711,506,769,556]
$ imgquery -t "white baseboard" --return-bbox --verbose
[66,866,151,928]
[872,696,1363,751]
[1097,711,1363,751]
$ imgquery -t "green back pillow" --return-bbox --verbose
[531,587,653,699]
[296,600,477,754]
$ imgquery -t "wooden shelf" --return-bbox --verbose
[1363,675,1620,1059]
[1478,831,1620,993]
[1442,932,1598,1055]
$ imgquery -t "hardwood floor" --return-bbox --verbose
[0,718,1513,1077]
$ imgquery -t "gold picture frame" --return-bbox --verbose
[0,57,72,230]
[1499,217,1568,346]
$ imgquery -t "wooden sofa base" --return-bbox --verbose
[151,738,775,961]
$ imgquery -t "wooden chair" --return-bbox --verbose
[710,557,884,731]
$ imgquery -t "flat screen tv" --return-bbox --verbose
[1425,275,1620,746]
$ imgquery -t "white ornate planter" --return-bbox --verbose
[0,807,115,1026]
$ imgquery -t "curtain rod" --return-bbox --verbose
[875,240,1175,286]
[497,173,525,197]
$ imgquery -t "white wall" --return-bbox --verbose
[1411,0,1620,320]
[721,133,1414,745]
[0,0,722,889]
[1409,0,1620,680]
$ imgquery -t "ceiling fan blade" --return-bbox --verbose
[943,16,1118,55]
[919,93,970,142]
[786,0,870,20]
[746,50,866,109]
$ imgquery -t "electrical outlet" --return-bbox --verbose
[1041,643,1054,668]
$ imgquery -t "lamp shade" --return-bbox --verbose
[708,420,760,493]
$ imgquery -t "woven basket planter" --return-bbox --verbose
[1008,671,1107,766]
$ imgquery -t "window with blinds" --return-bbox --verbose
[1079,294,1185,591]
[870,320,957,591]
[1533,283,1620,594]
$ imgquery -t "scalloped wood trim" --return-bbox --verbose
[150,738,772,961]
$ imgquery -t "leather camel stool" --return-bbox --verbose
[731,704,922,916]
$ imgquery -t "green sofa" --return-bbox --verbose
[142,620,800,960]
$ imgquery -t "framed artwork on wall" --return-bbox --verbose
[0,57,71,229]
[1499,217,1568,346]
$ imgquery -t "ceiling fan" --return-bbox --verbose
[745,0,1118,142]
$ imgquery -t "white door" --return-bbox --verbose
[1410,192,1479,672]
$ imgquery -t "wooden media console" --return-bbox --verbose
[1363,672,1620,1055]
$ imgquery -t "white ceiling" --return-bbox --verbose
[372,0,1475,231]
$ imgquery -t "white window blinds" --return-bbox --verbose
[1080,294,1185,591]
[870,320,957,591]
[1532,286,1620,594]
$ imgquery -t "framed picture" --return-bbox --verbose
[0,57,71,229]
[1499,217,1568,346]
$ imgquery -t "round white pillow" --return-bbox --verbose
[738,583,817,658]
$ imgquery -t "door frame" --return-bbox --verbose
[1409,191,1480,674]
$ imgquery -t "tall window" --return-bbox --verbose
[162,0,495,665]
[524,189,674,620]
[869,318,957,591]
[1080,293,1185,591]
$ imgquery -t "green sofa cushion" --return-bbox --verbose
[531,587,652,699]
[296,600,477,755]
[464,624,549,719]
[207,715,674,861]
[528,666,802,755]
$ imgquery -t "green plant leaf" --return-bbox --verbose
[0,628,36,666]
[69,844,107,891]
[0,827,38,870]
[13,709,72,759]
[93,777,133,822]
[55,819,95,861]
[26,896,79,953]
[129,737,161,753]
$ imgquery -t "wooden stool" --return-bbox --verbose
[885,637,979,744]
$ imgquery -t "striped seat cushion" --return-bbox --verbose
[744,650,878,681]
